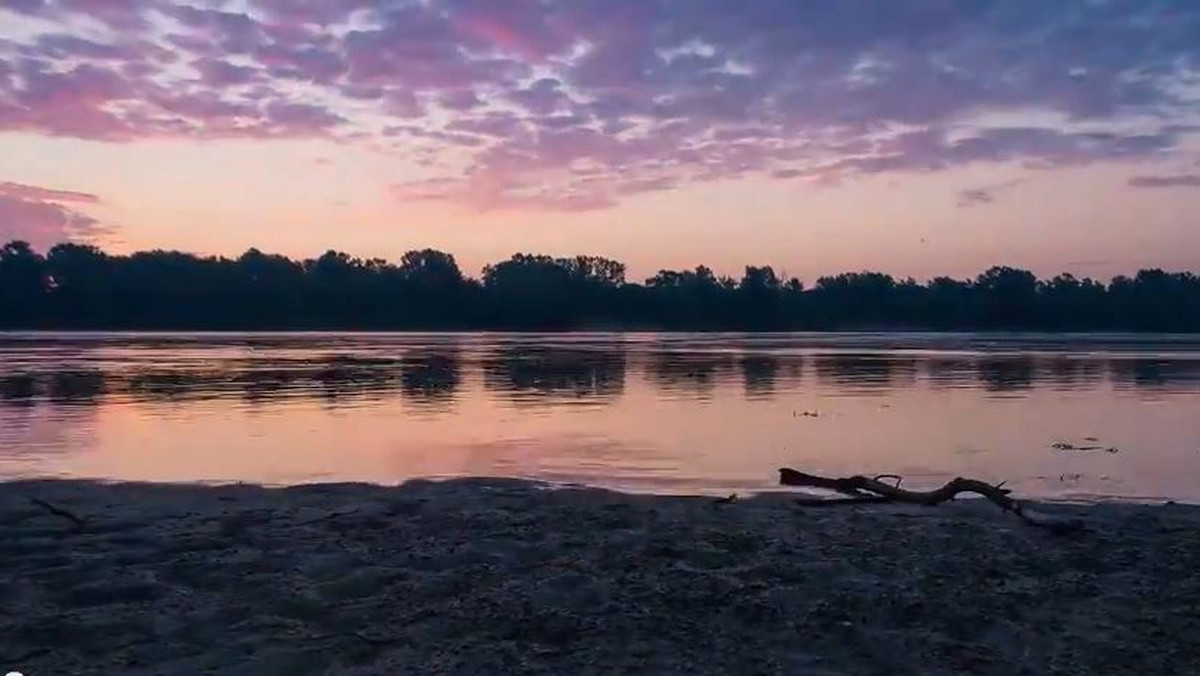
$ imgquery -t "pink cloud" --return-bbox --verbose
[448,0,577,62]
[263,100,344,132]
[438,88,482,112]
[0,182,111,249]
[1127,174,1200,188]
[4,0,1200,212]
[0,182,101,204]
[192,58,261,87]
[58,0,147,29]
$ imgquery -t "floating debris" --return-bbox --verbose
[792,410,820,418]
[1051,441,1120,454]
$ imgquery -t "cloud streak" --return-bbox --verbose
[2,1,1200,209]
[0,181,111,250]
[957,178,1028,207]
[1127,174,1200,189]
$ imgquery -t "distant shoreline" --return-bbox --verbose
[5,242,1200,332]
[4,478,1198,674]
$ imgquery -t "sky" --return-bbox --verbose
[1,0,1199,282]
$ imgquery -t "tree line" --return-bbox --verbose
[2,240,1199,331]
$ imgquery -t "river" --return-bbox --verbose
[2,332,1198,501]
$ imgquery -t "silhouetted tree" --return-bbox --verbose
[46,243,112,327]
[975,266,1039,328]
[0,241,45,325]
[2,240,1199,332]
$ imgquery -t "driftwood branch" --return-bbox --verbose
[30,498,86,529]
[779,468,1083,534]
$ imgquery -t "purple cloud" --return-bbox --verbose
[193,58,261,87]
[0,182,111,249]
[3,0,1200,209]
[0,182,100,204]
[1127,174,1200,188]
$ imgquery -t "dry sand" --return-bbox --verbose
[2,478,1199,675]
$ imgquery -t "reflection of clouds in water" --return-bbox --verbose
[455,434,713,492]
[0,396,99,474]
[1,333,1200,499]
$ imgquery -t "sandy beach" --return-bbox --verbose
[2,478,1198,675]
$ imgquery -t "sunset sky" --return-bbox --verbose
[2,0,1199,282]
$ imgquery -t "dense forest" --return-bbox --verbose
[2,240,1199,331]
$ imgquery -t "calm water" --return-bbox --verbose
[2,332,1199,502]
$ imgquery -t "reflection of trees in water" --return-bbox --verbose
[127,370,219,401]
[1,352,463,409]
[0,373,38,407]
[740,353,780,400]
[236,367,302,403]
[7,347,1200,417]
[976,357,1035,392]
[1109,358,1200,389]
[815,354,916,394]
[483,346,626,403]
[311,356,400,403]
[400,350,462,407]
[0,370,127,407]
[1043,357,1104,390]
[48,371,108,404]
[922,357,977,389]
[647,351,735,398]
[924,355,1107,392]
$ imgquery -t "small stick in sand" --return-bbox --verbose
[30,498,86,529]
[293,509,360,527]
[778,468,1084,534]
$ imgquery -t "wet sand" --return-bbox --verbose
[2,478,1198,675]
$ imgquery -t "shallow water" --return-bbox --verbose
[1,332,1199,501]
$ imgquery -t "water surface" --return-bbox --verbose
[2,332,1199,501]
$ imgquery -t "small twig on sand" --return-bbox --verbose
[293,509,361,527]
[313,631,402,647]
[779,468,1084,534]
[351,631,401,647]
[4,647,52,663]
[30,498,86,529]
